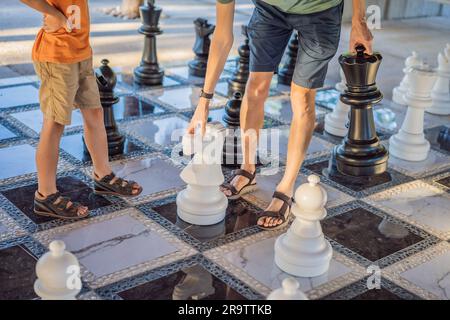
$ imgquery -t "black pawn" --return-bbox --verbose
[83,59,125,158]
[227,25,250,98]
[222,92,243,167]
[134,0,164,86]
[278,32,299,86]
[438,126,450,152]
[188,18,215,77]
[329,45,388,176]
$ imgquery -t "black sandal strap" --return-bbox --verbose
[272,191,293,207]
[221,182,239,196]
[34,192,86,218]
[232,169,256,182]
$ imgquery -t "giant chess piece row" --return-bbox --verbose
[134,0,164,86]
[277,32,299,86]
[392,51,422,105]
[227,25,250,97]
[188,18,215,78]
[176,122,228,225]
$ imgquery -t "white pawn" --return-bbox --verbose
[324,68,350,137]
[389,65,438,161]
[274,175,332,277]
[176,122,228,225]
[267,278,308,300]
[428,51,450,115]
[34,240,81,300]
[392,51,422,106]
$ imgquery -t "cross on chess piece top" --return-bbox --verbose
[267,278,308,300]
[188,18,215,77]
[34,240,81,300]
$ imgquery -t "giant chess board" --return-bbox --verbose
[0,61,449,300]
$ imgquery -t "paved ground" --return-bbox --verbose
[1,0,450,99]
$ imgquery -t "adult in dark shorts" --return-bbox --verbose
[187,0,374,229]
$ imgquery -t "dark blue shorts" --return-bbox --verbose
[248,0,344,89]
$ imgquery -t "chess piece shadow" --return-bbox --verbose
[172,265,215,300]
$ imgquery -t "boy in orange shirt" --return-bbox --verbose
[21,0,142,220]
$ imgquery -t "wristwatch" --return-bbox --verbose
[199,89,214,100]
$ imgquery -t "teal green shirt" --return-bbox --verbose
[217,0,342,14]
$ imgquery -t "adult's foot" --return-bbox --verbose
[257,186,293,228]
[220,165,257,198]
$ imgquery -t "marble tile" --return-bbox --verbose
[123,115,189,147]
[322,207,423,261]
[1,176,111,224]
[12,108,84,133]
[0,245,37,300]
[60,133,142,162]
[0,124,16,140]
[143,86,226,111]
[315,88,339,110]
[436,176,450,189]
[242,171,353,210]
[305,160,394,192]
[264,97,326,124]
[153,198,261,243]
[367,181,450,239]
[113,96,165,121]
[0,144,36,179]
[117,264,246,300]
[0,85,39,109]
[167,67,229,84]
[0,75,38,87]
[108,157,185,199]
[118,73,181,89]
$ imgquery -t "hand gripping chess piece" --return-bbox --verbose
[34,240,81,300]
[392,51,422,106]
[389,64,438,161]
[172,265,215,300]
[176,122,228,225]
[324,68,350,137]
[267,278,308,300]
[274,175,332,277]
[428,50,450,115]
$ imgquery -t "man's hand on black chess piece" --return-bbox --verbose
[350,18,373,54]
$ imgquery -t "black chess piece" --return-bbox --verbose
[188,18,215,77]
[438,126,450,152]
[222,92,242,167]
[277,32,298,86]
[329,45,388,176]
[227,25,250,97]
[83,59,125,157]
[134,0,164,86]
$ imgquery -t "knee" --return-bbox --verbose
[245,76,271,103]
[42,119,65,135]
[83,108,104,128]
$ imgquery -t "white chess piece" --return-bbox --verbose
[267,278,308,300]
[392,51,422,105]
[428,52,450,115]
[389,65,438,161]
[34,240,81,300]
[324,68,350,137]
[274,175,332,277]
[176,122,228,225]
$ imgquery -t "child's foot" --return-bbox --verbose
[93,172,142,197]
[34,191,89,220]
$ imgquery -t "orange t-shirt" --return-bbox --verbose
[32,0,92,63]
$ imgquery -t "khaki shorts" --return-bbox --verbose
[33,57,101,125]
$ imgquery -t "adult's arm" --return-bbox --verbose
[349,0,374,54]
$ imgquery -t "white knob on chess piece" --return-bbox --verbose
[389,65,438,161]
[325,68,350,137]
[267,278,308,300]
[274,175,332,277]
[428,52,450,115]
[393,51,422,106]
[34,240,81,300]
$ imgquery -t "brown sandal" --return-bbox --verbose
[221,169,257,200]
[93,172,142,197]
[257,191,293,230]
[34,191,89,220]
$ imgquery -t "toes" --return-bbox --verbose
[257,218,264,226]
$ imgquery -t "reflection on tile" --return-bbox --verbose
[0,144,36,179]
[315,88,339,110]
[118,264,246,300]
[153,199,260,242]
[436,176,450,188]
[110,157,184,198]
[0,124,16,140]
[118,73,180,88]
[1,176,111,224]
[368,182,450,235]
[243,171,352,209]
[0,245,37,300]
[123,115,188,147]
[113,96,165,120]
[224,236,352,292]
[167,67,229,84]
[12,108,84,133]
[0,85,39,108]
[264,97,325,124]
[322,207,423,261]
[305,160,393,192]
[61,133,142,162]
